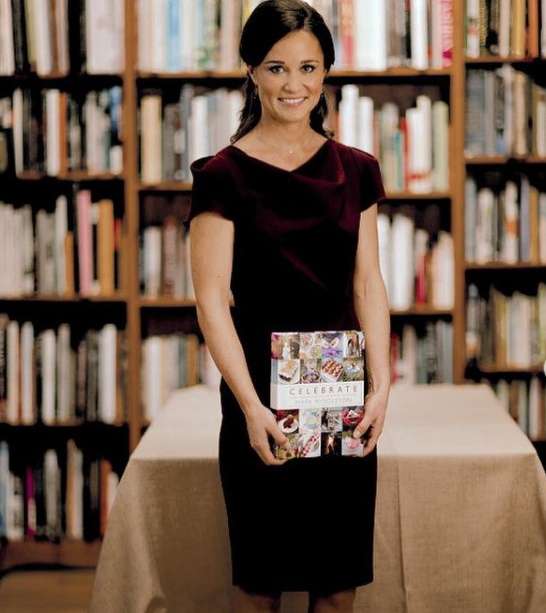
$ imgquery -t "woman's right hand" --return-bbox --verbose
[245,404,289,466]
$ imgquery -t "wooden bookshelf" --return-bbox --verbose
[1,0,545,573]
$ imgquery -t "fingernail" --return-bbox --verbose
[352,431,360,439]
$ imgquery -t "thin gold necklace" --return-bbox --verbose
[254,129,317,156]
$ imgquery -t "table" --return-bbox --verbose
[88,384,546,613]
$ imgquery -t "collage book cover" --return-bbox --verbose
[270,331,367,460]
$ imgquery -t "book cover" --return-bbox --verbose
[270,330,368,460]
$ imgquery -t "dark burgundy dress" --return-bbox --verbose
[185,137,387,595]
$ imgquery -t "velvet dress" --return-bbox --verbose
[185,136,387,595]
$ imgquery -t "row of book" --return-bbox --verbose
[466,283,546,368]
[140,218,194,300]
[465,174,546,264]
[139,83,449,194]
[0,193,125,298]
[140,85,240,184]
[0,440,118,542]
[390,321,453,384]
[141,333,220,422]
[0,0,124,76]
[0,315,128,425]
[465,67,546,158]
[490,377,546,440]
[138,0,452,73]
[0,88,123,177]
[338,87,449,193]
[378,208,454,311]
[466,0,546,59]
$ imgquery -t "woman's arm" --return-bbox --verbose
[351,204,391,455]
[190,211,287,464]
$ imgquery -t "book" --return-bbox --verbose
[270,330,369,460]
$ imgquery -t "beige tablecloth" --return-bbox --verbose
[88,384,546,613]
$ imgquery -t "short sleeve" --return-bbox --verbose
[351,148,387,211]
[183,155,235,231]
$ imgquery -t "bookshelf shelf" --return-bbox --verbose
[138,182,192,192]
[136,67,452,81]
[465,263,546,271]
[0,294,128,304]
[465,157,546,165]
[390,308,452,317]
[0,421,128,430]
[472,364,546,376]
[464,56,546,65]
[0,73,123,83]
[0,540,102,572]
[12,172,125,182]
[140,298,198,308]
[386,191,452,200]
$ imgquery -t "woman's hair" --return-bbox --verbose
[230,0,336,143]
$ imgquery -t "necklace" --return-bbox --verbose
[254,129,317,156]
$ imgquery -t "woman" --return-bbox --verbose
[185,2,390,612]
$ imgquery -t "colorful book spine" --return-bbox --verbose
[270,331,369,460]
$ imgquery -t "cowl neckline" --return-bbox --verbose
[223,137,333,175]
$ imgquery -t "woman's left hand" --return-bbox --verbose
[352,391,388,457]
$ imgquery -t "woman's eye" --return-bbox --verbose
[268,65,316,73]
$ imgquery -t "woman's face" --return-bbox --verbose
[249,29,327,125]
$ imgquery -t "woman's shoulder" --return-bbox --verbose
[189,147,236,179]
[338,142,379,166]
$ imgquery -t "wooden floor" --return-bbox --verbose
[0,569,95,613]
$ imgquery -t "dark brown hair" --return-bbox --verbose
[231,0,336,144]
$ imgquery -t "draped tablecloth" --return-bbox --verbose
[88,384,546,613]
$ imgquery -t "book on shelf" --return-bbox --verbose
[491,376,546,440]
[270,331,369,460]
[140,216,193,299]
[0,314,127,425]
[0,439,119,543]
[5,86,123,178]
[377,206,454,311]
[465,174,546,264]
[465,66,546,158]
[390,320,453,384]
[329,87,450,193]
[136,0,452,73]
[466,282,546,369]
[139,85,242,183]
[0,0,124,76]
[141,333,219,422]
[466,0,543,58]
[140,83,449,195]
[0,191,125,298]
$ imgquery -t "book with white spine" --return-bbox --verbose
[7,320,19,424]
[99,323,117,424]
[410,0,429,69]
[34,0,52,75]
[41,329,56,425]
[46,90,60,176]
[0,0,15,75]
[56,323,71,422]
[476,186,495,263]
[390,211,414,310]
[20,321,34,425]
[358,96,375,155]
[339,85,359,148]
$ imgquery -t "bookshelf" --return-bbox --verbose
[0,0,545,571]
